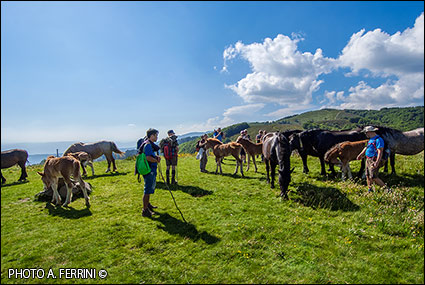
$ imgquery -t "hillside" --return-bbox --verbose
[179,106,424,153]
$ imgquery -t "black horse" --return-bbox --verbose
[289,129,367,176]
[262,132,293,199]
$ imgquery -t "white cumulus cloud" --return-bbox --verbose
[223,34,336,106]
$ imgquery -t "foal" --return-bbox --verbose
[235,137,262,172]
[66,151,94,176]
[38,156,90,208]
[200,138,244,177]
[324,140,368,180]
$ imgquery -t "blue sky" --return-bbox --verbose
[1,1,424,147]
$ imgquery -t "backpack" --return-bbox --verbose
[369,138,390,160]
[135,143,151,182]
[160,138,177,160]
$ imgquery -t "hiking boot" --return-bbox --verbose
[148,204,158,211]
[142,208,152,217]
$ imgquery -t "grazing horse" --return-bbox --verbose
[63,141,125,174]
[374,126,424,174]
[65,151,94,176]
[199,138,244,177]
[262,132,293,198]
[289,129,367,176]
[1,149,28,184]
[324,140,368,180]
[235,137,262,172]
[38,156,90,208]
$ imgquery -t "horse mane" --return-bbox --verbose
[207,138,223,144]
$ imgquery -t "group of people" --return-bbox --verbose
[136,125,391,217]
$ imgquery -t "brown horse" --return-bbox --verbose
[324,140,368,180]
[38,156,90,208]
[235,137,262,172]
[1,149,28,184]
[199,138,244,177]
[65,151,94,176]
[63,141,124,174]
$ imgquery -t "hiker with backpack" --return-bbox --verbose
[159,130,179,185]
[356,126,392,194]
[137,128,161,218]
[196,134,209,173]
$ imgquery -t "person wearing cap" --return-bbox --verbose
[138,128,161,217]
[357,126,391,193]
[159,129,179,185]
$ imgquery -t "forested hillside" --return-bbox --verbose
[179,106,424,153]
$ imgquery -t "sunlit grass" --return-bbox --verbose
[1,152,423,283]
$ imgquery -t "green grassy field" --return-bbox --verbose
[1,152,424,284]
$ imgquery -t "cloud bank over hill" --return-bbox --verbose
[217,12,424,126]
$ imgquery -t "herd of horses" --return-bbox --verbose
[1,126,424,206]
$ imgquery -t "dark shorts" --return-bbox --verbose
[165,156,178,166]
[143,171,157,194]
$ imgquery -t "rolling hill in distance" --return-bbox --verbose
[1,106,423,164]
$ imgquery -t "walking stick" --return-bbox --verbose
[158,160,187,223]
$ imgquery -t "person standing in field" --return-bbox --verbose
[196,134,209,173]
[138,128,161,218]
[159,130,179,185]
[356,126,392,193]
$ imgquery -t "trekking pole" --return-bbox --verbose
[158,161,187,223]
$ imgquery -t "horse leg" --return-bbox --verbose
[88,161,95,175]
[78,176,90,208]
[329,163,336,177]
[1,171,6,184]
[357,158,365,179]
[112,157,117,172]
[51,180,61,206]
[390,152,396,175]
[105,153,113,173]
[252,155,258,173]
[246,153,250,172]
[233,154,244,177]
[270,161,276,189]
[265,159,270,184]
[81,162,88,176]
[347,163,353,180]
[383,158,389,173]
[301,153,309,174]
[18,161,28,181]
[62,177,73,207]
[319,156,327,176]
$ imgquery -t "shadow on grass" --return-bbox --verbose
[83,171,129,180]
[1,180,29,187]
[292,182,360,212]
[156,182,213,197]
[44,203,92,219]
[150,212,220,244]
[383,173,424,188]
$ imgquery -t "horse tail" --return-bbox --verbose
[111,142,125,157]
[324,144,340,163]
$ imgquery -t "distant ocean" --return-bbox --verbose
[27,147,137,165]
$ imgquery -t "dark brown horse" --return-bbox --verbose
[199,138,244,177]
[262,132,293,199]
[63,141,124,175]
[1,149,28,184]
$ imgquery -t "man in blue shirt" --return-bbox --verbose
[213,127,225,142]
[357,126,391,193]
[138,128,161,217]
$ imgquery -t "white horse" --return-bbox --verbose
[63,141,125,175]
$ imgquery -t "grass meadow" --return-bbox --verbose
[1,151,424,284]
